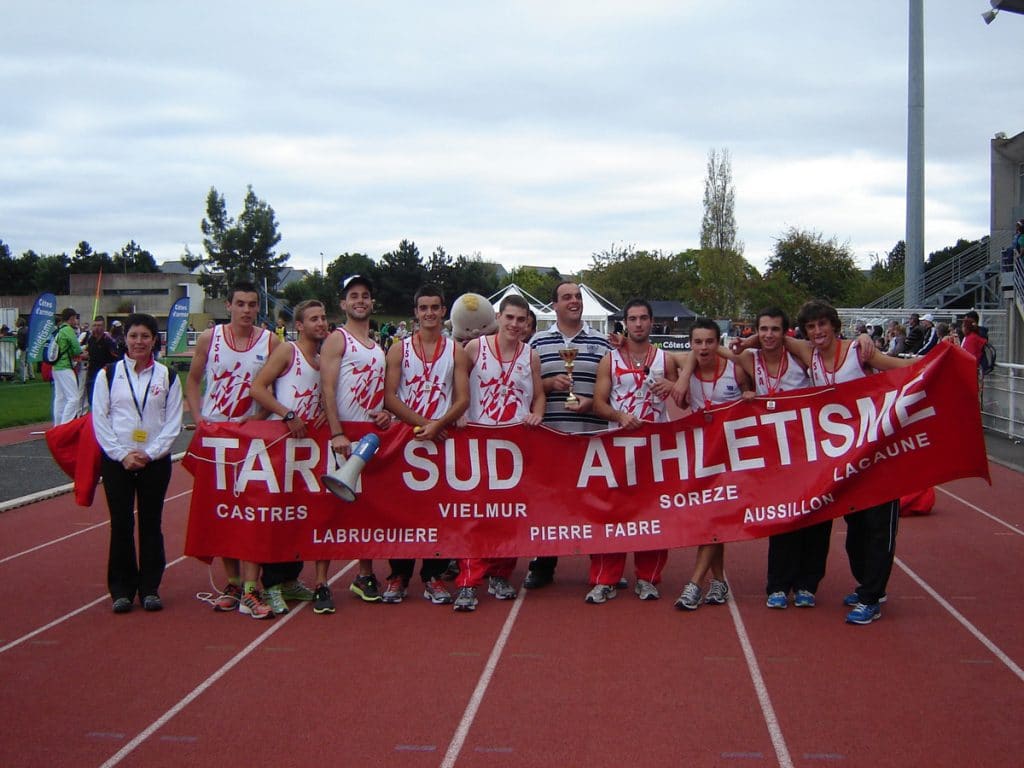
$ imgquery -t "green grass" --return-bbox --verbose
[0,379,53,428]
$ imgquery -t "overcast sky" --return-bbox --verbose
[3,2,1022,279]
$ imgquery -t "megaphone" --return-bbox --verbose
[322,433,381,502]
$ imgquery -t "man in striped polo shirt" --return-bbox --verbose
[524,281,612,589]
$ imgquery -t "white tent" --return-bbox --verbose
[535,283,619,334]
[487,283,549,313]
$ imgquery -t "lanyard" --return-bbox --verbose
[697,358,724,407]
[123,359,153,421]
[818,342,844,386]
[620,346,655,390]
[491,336,524,390]
[759,351,788,395]
[414,334,445,389]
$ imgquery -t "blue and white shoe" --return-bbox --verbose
[794,589,816,608]
[845,602,882,625]
[766,591,788,609]
[843,591,887,607]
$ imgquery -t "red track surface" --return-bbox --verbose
[1,461,1022,767]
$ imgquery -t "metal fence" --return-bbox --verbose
[982,363,1024,442]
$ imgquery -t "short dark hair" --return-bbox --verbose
[93,315,105,324]
[227,281,259,302]
[414,284,445,306]
[964,310,980,322]
[125,313,159,338]
[691,317,721,340]
[796,300,841,334]
[498,294,529,313]
[59,307,78,321]
[293,299,324,323]
[756,307,789,332]
[623,298,653,318]
[551,280,578,304]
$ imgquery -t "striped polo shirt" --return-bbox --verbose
[530,323,612,434]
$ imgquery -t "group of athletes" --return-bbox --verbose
[176,274,921,626]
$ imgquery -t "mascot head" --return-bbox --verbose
[449,293,497,343]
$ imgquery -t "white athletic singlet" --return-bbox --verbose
[751,349,809,395]
[467,336,534,425]
[396,335,455,419]
[609,347,668,423]
[810,342,864,386]
[268,342,322,421]
[333,328,386,421]
[200,325,272,422]
[689,359,742,409]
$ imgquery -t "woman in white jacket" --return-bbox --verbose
[92,313,182,613]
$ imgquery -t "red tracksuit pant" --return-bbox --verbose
[589,550,668,586]
[456,558,517,588]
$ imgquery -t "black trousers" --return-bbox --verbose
[528,556,558,576]
[765,520,833,595]
[845,500,899,605]
[388,558,448,583]
[101,454,172,601]
[261,561,304,589]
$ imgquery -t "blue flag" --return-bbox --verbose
[166,297,191,354]
[27,293,57,363]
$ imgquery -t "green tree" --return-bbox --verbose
[281,270,338,313]
[584,245,691,305]
[112,240,159,273]
[426,246,456,301]
[449,253,500,299]
[376,240,426,313]
[506,265,562,305]
[690,248,750,318]
[764,227,863,305]
[33,252,71,295]
[197,185,288,297]
[743,269,810,320]
[69,241,114,274]
[926,237,980,271]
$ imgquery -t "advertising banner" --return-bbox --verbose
[183,344,988,562]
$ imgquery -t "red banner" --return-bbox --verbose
[183,344,989,562]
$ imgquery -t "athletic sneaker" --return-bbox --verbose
[487,576,517,600]
[766,591,788,609]
[585,584,617,604]
[263,585,289,615]
[843,592,888,607]
[674,582,702,611]
[313,584,335,615]
[794,589,816,608]
[453,586,478,612]
[845,602,882,625]
[142,594,163,612]
[280,580,315,602]
[705,579,730,605]
[239,589,274,620]
[616,577,629,590]
[350,573,382,602]
[634,579,660,601]
[423,578,453,605]
[112,597,133,614]
[381,578,407,604]
[213,583,242,612]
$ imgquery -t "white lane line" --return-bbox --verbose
[936,487,1024,536]
[726,590,795,768]
[0,489,193,566]
[895,556,1024,684]
[440,591,527,768]
[98,561,358,768]
[0,555,189,654]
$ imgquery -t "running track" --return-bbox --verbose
[1,458,1022,767]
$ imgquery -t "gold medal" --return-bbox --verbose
[132,428,149,443]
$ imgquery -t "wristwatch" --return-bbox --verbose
[283,411,297,422]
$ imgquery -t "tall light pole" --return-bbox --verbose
[904,0,924,308]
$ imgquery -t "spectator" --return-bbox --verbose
[16,317,33,382]
[904,313,924,353]
[917,313,939,355]
[51,307,84,425]
[85,316,119,405]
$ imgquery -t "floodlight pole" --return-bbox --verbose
[904,0,924,308]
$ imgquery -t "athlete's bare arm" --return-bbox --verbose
[184,328,213,428]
